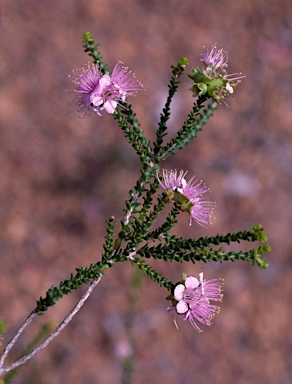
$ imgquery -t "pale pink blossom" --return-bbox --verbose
[201,44,228,76]
[157,170,214,227]
[170,273,223,332]
[157,169,187,191]
[69,63,102,115]
[69,62,143,116]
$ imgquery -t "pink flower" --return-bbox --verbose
[69,63,102,115]
[189,198,215,227]
[188,45,245,104]
[110,62,144,97]
[201,45,228,77]
[69,62,143,116]
[170,273,223,332]
[157,169,186,191]
[157,170,215,227]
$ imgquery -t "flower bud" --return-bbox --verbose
[188,45,245,104]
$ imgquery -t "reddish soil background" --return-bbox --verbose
[1,1,291,383]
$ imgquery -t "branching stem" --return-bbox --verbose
[0,277,102,376]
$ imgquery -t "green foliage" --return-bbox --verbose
[0,319,7,334]
[179,225,269,247]
[148,204,180,240]
[153,58,188,154]
[113,103,152,165]
[35,33,270,313]
[82,32,109,74]
[102,217,117,262]
[36,262,111,313]
[131,258,173,291]
[157,98,217,161]
[137,229,269,269]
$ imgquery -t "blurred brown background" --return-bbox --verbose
[0,1,291,383]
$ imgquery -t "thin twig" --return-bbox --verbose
[0,277,102,376]
[0,310,37,367]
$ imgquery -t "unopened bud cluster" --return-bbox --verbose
[188,45,244,104]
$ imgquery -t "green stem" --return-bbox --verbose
[153,61,187,154]
[157,98,216,162]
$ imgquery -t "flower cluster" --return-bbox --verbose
[188,45,244,104]
[169,273,224,332]
[157,170,214,227]
[69,61,143,116]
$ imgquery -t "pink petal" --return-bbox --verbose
[176,300,188,314]
[103,100,118,114]
[185,276,200,289]
[174,284,185,301]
